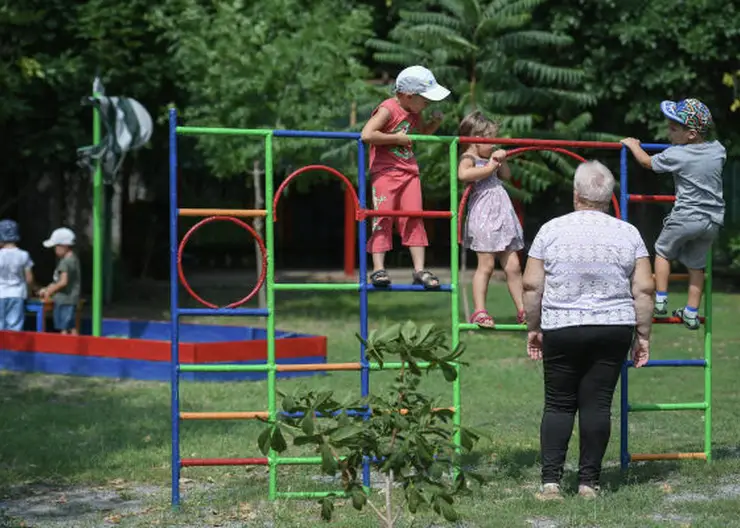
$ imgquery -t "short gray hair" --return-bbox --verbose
[574,161,615,203]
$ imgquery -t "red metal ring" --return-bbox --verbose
[177,216,267,309]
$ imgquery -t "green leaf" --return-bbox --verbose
[320,442,338,475]
[271,426,288,453]
[301,413,315,436]
[435,496,459,522]
[282,394,297,413]
[401,320,417,343]
[329,425,365,443]
[257,427,271,456]
[439,362,457,382]
[407,485,422,513]
[337,411,350,428]
[351,489,367,511]
[415,323,435,346]
[320,497,334,521]
[377,323,401,343]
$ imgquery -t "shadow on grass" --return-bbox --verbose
[0,372,169,488]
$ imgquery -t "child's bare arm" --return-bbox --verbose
[621,138,652,169]
[361,107,410,146]
[25,268,37,293]
[458,156,499,182]
[42,272,68,299]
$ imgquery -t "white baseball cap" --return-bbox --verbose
[43,227,76,247]
[395,65,450,102]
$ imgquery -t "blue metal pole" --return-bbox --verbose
[168,108,181,507]
[619,145,629,469]
[357,139,371,489]
[619,146,628,222]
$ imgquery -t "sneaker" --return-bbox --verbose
[673,308,700,331]
[654,299,668,316]
[578,484,600,499]
[535,483,564,501]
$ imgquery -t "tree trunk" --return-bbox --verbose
[252,160,266,313]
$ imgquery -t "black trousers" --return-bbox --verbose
[540,325,633,486]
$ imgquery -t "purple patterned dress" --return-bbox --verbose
[464,158,524,253]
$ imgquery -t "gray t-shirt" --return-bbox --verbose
[53,253,81,305]
[528,210,649,331]
[650,141,726,225]
[0,247,33,299]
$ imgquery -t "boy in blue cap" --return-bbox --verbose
[0,219,36,331]
[621,98,726,330]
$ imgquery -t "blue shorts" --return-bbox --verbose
[54,304,77,331]
[0,298,25,331]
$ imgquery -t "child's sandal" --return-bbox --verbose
[412,269,440,289]
[470,310,495,328]
[370,269,391,287]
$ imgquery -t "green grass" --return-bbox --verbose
[1,282,740,527]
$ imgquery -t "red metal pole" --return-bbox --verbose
[344,186,355,277]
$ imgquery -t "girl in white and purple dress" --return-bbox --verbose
[458,111,525,327]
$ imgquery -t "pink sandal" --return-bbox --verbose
[470,310,495,328]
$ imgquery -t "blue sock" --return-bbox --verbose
[684,305,698,318]
[656,291,668,303]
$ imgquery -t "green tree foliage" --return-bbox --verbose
[366,0,601,199]
[548,0,740,153]
[151,0,378,183]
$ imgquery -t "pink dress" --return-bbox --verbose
[463,157,524,253]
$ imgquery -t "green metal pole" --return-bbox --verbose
[704,249,713,462]
[92,86,103,337]
[449,140,462,464]
[265,133,277,499]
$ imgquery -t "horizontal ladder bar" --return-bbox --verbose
[180,407,454,421]
[358,209,453,219]
[459,138,669,150]
[626,359,706,368]
[458,323,526,331]
[629,402,707,412]
[178,208,267,218]
[630,452,706,462]
[178,308,268,317]
[272,283,454,292]
[653,316,706,324]
[177,126,271,137]
[273,283,358,291]
[181,458,268,467]
[628,194,676,203]
[368,284,452,292]
[179,361,447,373]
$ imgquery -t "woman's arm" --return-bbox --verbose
[631,257,654,339]
[523,257,545,332]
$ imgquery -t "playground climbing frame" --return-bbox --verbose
[168,109,712,507]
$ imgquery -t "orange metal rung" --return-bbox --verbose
[630,452,706,462]
[180,411,268,420]
[276,362,362,372]
[178,208,267,218]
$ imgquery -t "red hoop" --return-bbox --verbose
[177,216,267,309]
[457,146,622,243]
